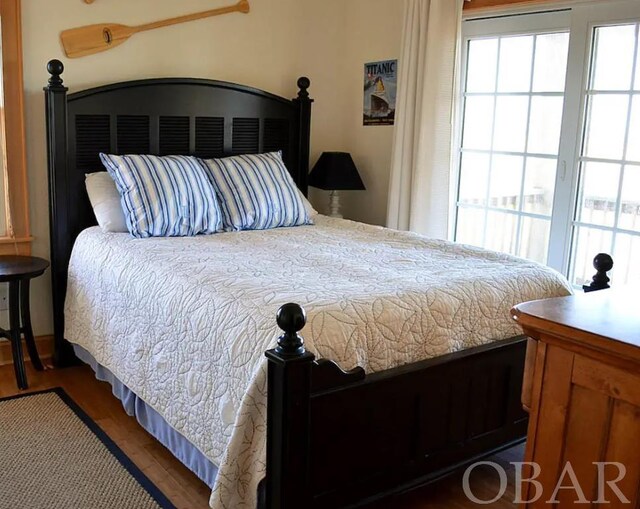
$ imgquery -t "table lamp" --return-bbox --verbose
[308,152,366,219]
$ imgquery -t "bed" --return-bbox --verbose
[44,59,585,509]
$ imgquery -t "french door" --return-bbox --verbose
[454,0,640,287]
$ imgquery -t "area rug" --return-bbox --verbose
[0,388,175,509]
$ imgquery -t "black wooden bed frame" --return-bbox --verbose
[44,59,612,509]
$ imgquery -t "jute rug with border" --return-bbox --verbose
[0,388,175,509]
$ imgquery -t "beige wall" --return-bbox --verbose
[340,0,403,226]
[307,0,404,226]
[20,0,403,336]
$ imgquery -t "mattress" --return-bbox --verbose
[64,216,571,509]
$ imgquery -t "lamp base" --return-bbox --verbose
[328,190,343,219]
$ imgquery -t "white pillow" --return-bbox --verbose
[300,192,318,218]
[85,172,128,232]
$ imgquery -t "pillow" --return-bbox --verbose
[99,154,224,238]
[201,152,311,231]
[300,191,318,218]
[85,172,128,233]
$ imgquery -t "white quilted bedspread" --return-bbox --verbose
[65,216,571,509]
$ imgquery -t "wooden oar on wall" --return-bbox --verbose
[61,0,250,58]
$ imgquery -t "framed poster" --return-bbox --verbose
[363,59,397,126]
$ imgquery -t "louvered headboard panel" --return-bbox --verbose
[44,59,313,364]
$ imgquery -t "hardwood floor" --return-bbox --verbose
[0,361,521,509]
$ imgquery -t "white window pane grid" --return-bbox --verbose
[570,23,640,287]
[533,33,570,93]
[457,32,568,262]
[456,207,485,247]
[591,24,637,91]
[462,96,495,150]
[613,233,640,285]
[575,162,621,228]
[493,96,529,152]
[458,152,490,206]
[626,96,640,162]
[583,94,629,160]
[528,96,565,155]
[636,34,640,90]
[489,154,523,210]
[520,216,551,264]
[497,35,534,92]
[466,38,498,93]
[619,165,640,232]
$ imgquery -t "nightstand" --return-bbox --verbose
[0,256,50,389]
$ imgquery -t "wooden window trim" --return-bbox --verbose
[0,0,31,255]
[464,0,567,11]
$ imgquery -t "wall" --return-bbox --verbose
[339,0,404,227]
[20,0,403,336]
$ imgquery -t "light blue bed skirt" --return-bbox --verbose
[73,344,219,489]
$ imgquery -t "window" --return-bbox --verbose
[0,0,31,254]
[455,0,640,287]
[571,22,640,286]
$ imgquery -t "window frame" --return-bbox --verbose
[453,10,572,269]
[562,1,640,283]
[454,0,640,283]
[464,0,581,13]
[0,0,31,254]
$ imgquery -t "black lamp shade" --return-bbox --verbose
[308,152,366,191]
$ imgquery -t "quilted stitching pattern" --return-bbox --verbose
[64,216,571,509]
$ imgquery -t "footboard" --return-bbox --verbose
[264,304,528,509]
[264,255,615,508]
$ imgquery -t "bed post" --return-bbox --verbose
[583,253,614,292]
[293,77,312,196]
[264,303,315,509]
[44,59,75,367]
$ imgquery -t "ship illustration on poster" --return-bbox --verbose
[363,59,397,126]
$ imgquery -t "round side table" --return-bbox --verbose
[0,256,49,389]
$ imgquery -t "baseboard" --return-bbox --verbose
[0,335,54,366]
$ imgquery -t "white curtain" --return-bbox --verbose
[386,0,463,239]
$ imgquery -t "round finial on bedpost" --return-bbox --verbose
[583,253,614,292]
[47,60,65,87]
[297,77,310,99]
[276,303,306,355]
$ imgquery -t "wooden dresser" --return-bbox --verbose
[512,290,640,507]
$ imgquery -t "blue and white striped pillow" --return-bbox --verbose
[99,154,224,238]
[201,152,311,231]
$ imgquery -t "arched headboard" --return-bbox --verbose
[44,59,313,365]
